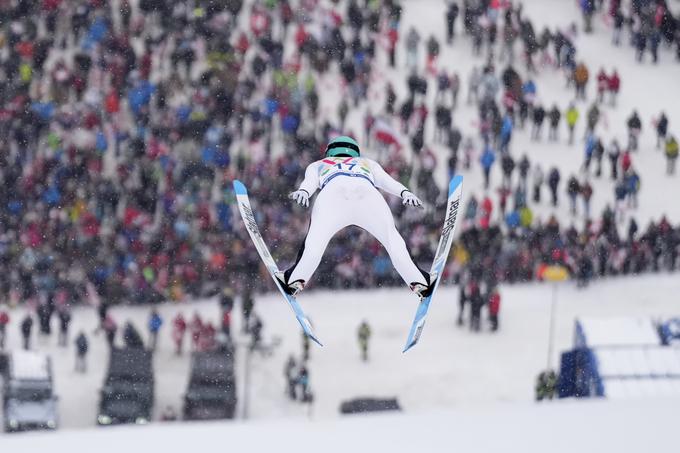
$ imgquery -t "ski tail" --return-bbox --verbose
[233,180,322,346]
[403,175,463,352]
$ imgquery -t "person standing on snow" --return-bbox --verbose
[404,28,421,70]
[446,1,460,44]
[275,136,436,301]
[172,313,187,355]
[626,110,642,151]
[565,103,579,145]
[573,62,589,100]
[469,281,483,332]
[57,305,71,347]
[488,288,501,332]
[148,309,163,351]
[608,139,621,180]
[566,175,581,215]
[531,104,546,141]
[581,180,594,219]
[480,145,496,189]
[596,68,609,104]
[357,320,371,361]
[532,164,544,203]
[593,138,605,177]
[585,103,600,138]
[501,154,516,188]
[21,314,33,350]
[665,136,679,175]
[548,105,561,141]
[242,290,254,333]
[74,332,89,373]
[518,154,531,190]
[656,112,669,149]
[548,167,561,207]
[607,70,620,106]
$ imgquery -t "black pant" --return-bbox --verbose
[489,314,498,331]
[447,22,455,42]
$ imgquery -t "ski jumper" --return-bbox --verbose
[286,156,427,287]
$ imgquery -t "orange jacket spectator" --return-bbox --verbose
[574,63,589,85]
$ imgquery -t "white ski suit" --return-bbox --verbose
[286,156,427,287]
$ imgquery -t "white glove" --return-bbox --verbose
[401,190,423,208]
[289,189,310,208]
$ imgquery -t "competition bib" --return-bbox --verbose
[318,157,375,189]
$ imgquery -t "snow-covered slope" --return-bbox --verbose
[2,397,678,453]
[3,274,679,429]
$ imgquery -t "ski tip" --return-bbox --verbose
[402,339,417,353]
[448,175,463,196]
[233,180,248,195]
[297,316,323,347]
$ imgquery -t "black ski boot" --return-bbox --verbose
[410,272,436,301]
[275,272,305,297]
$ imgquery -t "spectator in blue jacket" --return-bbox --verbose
[624,169,640,208]
[580,0,595,33]
[149,309,163,351]
[505,210,521,229]
[500,114,513,153]
[583,133,596,173]
[480,146,496,189]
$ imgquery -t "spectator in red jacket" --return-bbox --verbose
[387,27,399,68]
[189,312,204,351]
[480,196,493,229]
[621,150,632,173]
[172,313,187,356]
[596,68,609,104]
[0,310,9,349]
[607,70,620,106]
[488,288,501,332]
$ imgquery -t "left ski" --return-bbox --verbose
[403,175,463,352]
[233,180,322,346]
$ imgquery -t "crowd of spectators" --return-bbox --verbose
[579,0,680,63]
[0,0,678,331]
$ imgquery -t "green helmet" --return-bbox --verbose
[325,136,360,158]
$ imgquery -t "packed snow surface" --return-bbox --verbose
[2,397,678,453]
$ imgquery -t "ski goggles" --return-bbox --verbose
[325,140,361,158]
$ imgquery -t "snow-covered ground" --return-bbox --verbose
[2,273,679,430]
[3,397,679,453]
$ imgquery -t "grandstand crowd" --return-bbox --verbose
[0,0,678,321]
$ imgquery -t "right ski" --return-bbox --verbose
[403,175,463,352]
[233,180,322,346]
